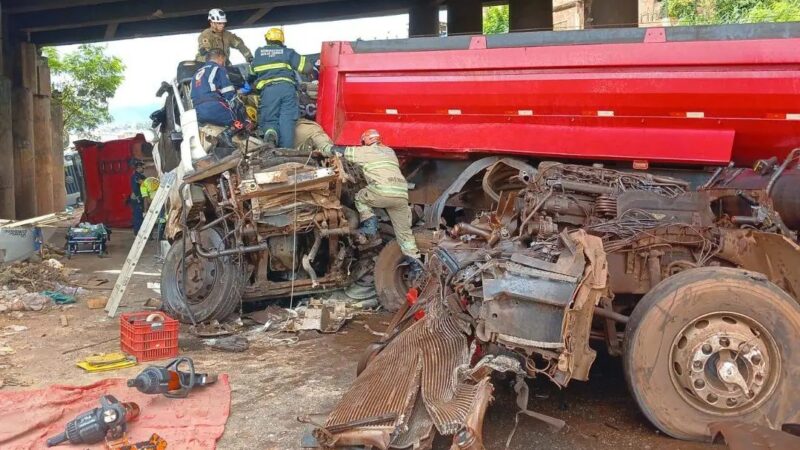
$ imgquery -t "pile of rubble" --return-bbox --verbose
[0,259,71,314]
[0,259,68,291]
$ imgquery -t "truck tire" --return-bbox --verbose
[623,267,800,441]
[374,231,434,312]
[161,228,243,323]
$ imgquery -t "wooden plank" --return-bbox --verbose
[106,171,177,317]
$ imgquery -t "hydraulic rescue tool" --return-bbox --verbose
[127,357,217,398]
[46,395,140,447]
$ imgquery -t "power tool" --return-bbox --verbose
[127,357,217,398]
[46,395,140,447]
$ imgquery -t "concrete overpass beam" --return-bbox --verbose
[586,0,638,28]
[509,0,553,32]
[409,1,440,37]
[447,0,482,35]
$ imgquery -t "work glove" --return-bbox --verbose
[239,81,252,95]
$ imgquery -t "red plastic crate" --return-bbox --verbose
[120,311,179,362]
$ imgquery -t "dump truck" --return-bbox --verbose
[303,22,800,448]
[155,22,800,446]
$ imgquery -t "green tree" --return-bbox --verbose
[41,44,125,136]
[483,4,510,34]
[664,0,800,24]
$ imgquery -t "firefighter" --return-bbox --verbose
[317,129,422,272]
[196,8,253,65]
[191,48,246,150]
[129,160,146,235]
[294,118,333,153]
[250,27,313,148]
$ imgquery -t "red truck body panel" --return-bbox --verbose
[317,24,800,166]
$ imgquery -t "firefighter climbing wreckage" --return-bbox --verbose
[151,18,800,449]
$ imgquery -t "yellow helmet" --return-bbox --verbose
[265,28,285,44]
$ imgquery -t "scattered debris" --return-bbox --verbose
[710,421,800,450]
[205,336,249,353]
[85,295,108,309]
[0,260,68,291]
[0,346,15,356]
[286,299,354,333]
[143,297,162,309]
[190,320,237,337]
[42,290,76,305]
[59,315,68,327]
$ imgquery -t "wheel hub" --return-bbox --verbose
[176,254,220,305]
[669,312,779,415]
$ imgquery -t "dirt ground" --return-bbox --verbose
[0,227,718,450]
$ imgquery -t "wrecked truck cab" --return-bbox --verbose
[316,159,800,448]
[151,63,405,324]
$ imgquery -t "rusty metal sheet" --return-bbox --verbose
[710,422,800,450]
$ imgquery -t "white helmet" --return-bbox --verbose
[208,8,227,23]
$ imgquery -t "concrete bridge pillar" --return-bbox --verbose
[447,0,483,35]
[409,1,440,37]
[509,0,553,32]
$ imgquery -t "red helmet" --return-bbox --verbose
[360,129,381,145]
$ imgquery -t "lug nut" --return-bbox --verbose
[751,354,762,365]
[707,393,718,403]
[702,344,713,354]
[694,379,705,389]
[693,360,703,370]
[719,337,730,347]
[726,398,737,407]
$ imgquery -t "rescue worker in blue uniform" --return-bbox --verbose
[250,28,313,148]
[129,160,146,235]
[191,48,245,149]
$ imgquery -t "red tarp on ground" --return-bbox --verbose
[0,375,231,449]
[76,135,147,228]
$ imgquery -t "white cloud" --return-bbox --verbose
[52,14,410,124]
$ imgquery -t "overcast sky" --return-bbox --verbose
[51,14,412,127]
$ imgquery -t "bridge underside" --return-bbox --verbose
[0,0,640,220]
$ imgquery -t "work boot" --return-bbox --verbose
[405,256,424,279]
[357,216,379,236]
[264,129,278,148]
[214,127,236,158]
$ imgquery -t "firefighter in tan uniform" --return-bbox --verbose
[295,118,334,153]
[317,129,422,270]
[196,9,253,64]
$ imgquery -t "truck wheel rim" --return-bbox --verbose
[668,311,780,415]
[177,254,220,305]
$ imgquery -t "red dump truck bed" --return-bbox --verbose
[317,23,800,166]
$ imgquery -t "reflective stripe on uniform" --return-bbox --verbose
[368,184,408,197]
[363,161,400,172]
[220,85,235,94]
[255,76,296,90]
[208,66,218,91]
[298,55,307,72]
[253,62,293,73]
[345,146,356,160]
